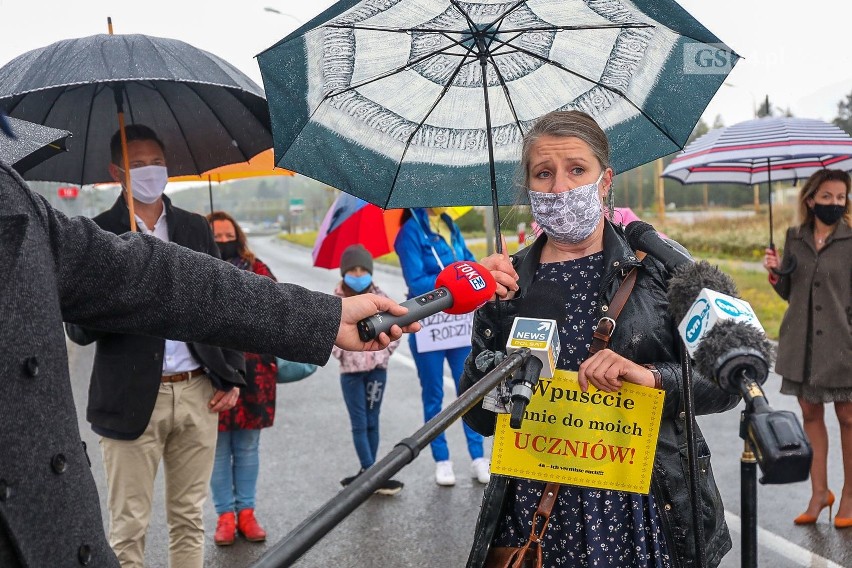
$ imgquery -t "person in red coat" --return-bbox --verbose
[206,211,278,545]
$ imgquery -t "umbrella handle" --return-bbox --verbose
[771,253,797,276]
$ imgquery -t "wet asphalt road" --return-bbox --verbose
[64,236,851,568]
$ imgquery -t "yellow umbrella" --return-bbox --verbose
[169,149,294,212]
[169,148,292,183]
[445,206,472,220]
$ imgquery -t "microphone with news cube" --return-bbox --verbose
[625,221,810,484]
[504,280,563,428]
[357,261,496,342]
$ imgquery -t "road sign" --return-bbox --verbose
[57,186,79,199]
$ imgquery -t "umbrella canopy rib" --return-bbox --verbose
[183,82,252,164]
[386,45,477,209]
[449,0,478,29]
[485,51,525,141]
[487,34,680,149]
[146,83,205,174]
[324,36,474,100]
[79,85,101,184]
[485,0,527,31]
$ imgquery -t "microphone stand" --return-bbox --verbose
[252,348,536,568]
[679,340,707,568]
[736,370,772,568]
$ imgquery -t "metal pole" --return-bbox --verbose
[252,350,532,568]
[476,36,503,255]
[208,176,214,214]
[740,432,758,568]
[680,340,706,568]
[766,158,775,250]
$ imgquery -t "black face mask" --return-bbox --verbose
[217,240,240,260]
[812,203,845,226]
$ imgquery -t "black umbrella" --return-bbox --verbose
[0,31,271,229]
[0,115,71,173]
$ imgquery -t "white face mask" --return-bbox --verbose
[528,171,604,244]
[122,165,169,204]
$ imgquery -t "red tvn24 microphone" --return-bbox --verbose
[357,261,496,342]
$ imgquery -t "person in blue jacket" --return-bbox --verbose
[394,208,491,486]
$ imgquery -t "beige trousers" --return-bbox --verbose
[101,375,217,568]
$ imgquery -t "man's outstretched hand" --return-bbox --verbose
[336,294,421,351]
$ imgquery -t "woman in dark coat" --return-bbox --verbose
[459,110,739,568]
[764,169,852,528]
[207,211,278,545]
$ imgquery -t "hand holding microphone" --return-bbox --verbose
[356,261,496,342]
[337,294,421,351]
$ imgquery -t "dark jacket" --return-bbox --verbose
[771,222,852,387]
[459,221,740,568]
[218,258,279,431]
[0,163,340,567]
[65,195,246,438]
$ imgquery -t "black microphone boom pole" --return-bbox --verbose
[626,221,714,568]
[252,349,535,568]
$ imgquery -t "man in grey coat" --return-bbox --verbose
[0,160,413,568]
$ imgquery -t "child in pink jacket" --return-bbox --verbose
[331,245,402,495]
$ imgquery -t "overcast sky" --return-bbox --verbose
[2,0,850,128]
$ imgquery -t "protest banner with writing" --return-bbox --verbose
[414,312,473,353]
[491,370,664,494]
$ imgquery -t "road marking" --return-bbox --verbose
[724,511,845,567]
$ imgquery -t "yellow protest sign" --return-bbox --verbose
[491,370,664,494]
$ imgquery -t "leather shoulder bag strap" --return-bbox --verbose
[512,483,561,568]
[588,268,638,355]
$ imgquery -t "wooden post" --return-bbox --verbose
[753,184,760,214]
[654,158,665,220]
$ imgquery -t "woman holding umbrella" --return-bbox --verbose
[459,110,738,567]
[764,169,852,528]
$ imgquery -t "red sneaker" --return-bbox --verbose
[237,508,267,542]
[214,512,236,546]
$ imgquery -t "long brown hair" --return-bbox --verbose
[795,169,851,229]
[206,210,256,264]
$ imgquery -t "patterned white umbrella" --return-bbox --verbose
[258,0,738,249]
[662,116,852,248]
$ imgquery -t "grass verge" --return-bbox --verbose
[278,232,786,339]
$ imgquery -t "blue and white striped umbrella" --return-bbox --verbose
[258,0,738,224]
[662,116,852,249]
[662,117,852,185]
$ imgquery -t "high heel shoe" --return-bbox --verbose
[793,490,835,525]
[835,515,852,529]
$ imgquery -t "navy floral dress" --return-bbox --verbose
[492,252,671,567]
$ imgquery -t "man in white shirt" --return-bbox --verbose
[66,125,244,568]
